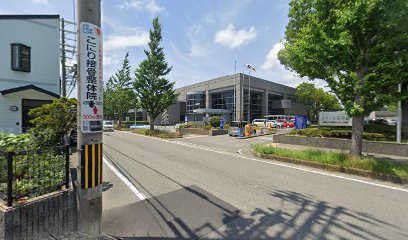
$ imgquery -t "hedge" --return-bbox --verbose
[289,128,386,141]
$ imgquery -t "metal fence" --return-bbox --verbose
[0,145,70,206]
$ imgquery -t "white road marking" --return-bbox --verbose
[256,137,274,140]
[103,157,147,200]
[182,135,209,139]
[115,131,408,193]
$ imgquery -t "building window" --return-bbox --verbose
[11,43,31,72]
[287,96,297,103]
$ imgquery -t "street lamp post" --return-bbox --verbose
[248,69,251,123]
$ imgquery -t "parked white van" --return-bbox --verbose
[252,119,266,127]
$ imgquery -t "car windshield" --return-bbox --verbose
[104,121,113,125]
[229,122,240,127]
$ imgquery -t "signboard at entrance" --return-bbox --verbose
[319,111,352,126]
[79,22,103,133]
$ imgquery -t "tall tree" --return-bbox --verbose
[296,82,342,123]
[295,82,317,122]
[103,81,115,120]
[134,17,178,131]
[108,52,137,127]
[279,0,408,157]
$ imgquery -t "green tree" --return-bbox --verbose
[29,97,77,145]
[107,52,137,127]
[279,0,408,157]
[296,82,342,123]
[103,82,115,120]
[134,17,178,131]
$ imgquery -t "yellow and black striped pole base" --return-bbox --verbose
[81,143,103,189]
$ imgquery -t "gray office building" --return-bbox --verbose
[165,73,306,124]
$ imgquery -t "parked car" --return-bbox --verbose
[373,119,388,125]
[288,119,295,128]
[275,119,286,128]
[228,121,248,136]
[266,120,276,128]
[103,120,114,131]
[252,119,266,127]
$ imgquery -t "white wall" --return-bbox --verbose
[0,90,56,134]
[0,17,60,94]
[0,17,60,134]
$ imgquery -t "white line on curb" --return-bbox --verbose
[103,157,147,200]
[116,131,408,194]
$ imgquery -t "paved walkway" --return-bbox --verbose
[50,232,115,239]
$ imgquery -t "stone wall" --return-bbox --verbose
[0,189,75,240]
[274,135,408,157]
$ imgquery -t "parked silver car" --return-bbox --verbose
[228,121,248,136]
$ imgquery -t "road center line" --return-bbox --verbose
[116,131,408,193]
[103,157,147,200]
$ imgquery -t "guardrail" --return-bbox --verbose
[0,145,70,207]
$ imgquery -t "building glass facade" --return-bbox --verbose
[186,91,205,121]
[268,94,284,115]
[243,90,262,121]
[211,91,235,120]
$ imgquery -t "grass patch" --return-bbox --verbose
[251,144,408,178]
[131,129,179,138]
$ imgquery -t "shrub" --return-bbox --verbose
[177,123,189,129]
[0,133,33,151]
[121,121,149,127]
[131,129,178,138]
[201,124,212,130]
[289,128,386,141]
[0,133,66,200]
[364,124,396,136]
[29,98,77,146]
[210,116,221,128]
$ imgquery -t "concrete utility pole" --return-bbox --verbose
[76,0,103,236]
[61,18,67,97]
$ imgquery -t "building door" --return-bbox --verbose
[21,99,53,132]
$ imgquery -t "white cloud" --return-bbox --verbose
[186,25,208,57]
[214,24,257,48]
[261,42,285,70]
[104,33,149,51]
[119,0,165,15]
[32,0,48,4]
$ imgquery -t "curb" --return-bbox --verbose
[237,132,276,139]
[250,149,408,185]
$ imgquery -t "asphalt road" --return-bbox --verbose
[101,131,408,239]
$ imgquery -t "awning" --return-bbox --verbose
[1,84,60,98]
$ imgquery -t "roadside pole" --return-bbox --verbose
[397,83,402,143]
[61,18,67,97]
[76,0,103,236]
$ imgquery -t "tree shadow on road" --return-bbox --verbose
[105,188,408,240]
[205,190,408,240]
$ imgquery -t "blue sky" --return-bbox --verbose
[1,0,316,97]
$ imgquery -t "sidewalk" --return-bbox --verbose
[268,142,408,165]
[50,232,115,239]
